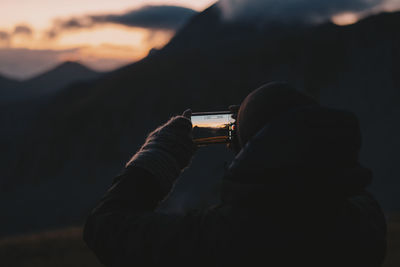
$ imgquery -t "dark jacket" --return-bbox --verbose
[83,107,387,267]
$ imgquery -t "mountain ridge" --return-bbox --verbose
[0,61,102,104]
[24,61,100,83]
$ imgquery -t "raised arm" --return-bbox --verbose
[83,112,201,266]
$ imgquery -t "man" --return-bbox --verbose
[84,82,387,267]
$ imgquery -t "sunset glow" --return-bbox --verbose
[331,13,360,26]
[0,0,216,79]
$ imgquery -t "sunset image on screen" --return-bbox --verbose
[192,113,235,145]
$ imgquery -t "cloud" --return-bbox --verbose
[0,25,33,47]
[47,5,197,39]
[92,5,197,29]
[0,31,10,41]
[0,31,11,47]
[382,0,400,9]
[13,25,33,36]
[218,0,386,24]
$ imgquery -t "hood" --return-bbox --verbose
[222,106,372,205]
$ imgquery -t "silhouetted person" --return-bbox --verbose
[84,82,387,267]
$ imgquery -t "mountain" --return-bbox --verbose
[0,61,101,103]
[23,61,101,95]
[1,5,400,236]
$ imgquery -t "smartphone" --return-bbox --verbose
[191,111,236,146]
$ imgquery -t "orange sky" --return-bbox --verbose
[0,0,216,79]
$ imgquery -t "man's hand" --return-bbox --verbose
[126,109,196,192]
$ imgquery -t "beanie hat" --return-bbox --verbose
[237,82,318,147]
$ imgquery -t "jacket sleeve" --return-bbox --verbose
[83,166,212,267]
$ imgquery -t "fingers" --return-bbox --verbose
[182,109,192,119]
[229,105,240,120]
[229,105,240,113]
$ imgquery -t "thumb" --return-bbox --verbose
[182,109,192,119]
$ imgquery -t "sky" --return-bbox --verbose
[0,0,215,79]
[0,0,399,79]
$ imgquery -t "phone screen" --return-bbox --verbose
[191,112,235,146]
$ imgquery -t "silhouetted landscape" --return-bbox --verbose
[0,2,399,265]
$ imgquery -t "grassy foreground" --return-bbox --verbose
[0,221,399,267]
[0,227,102,267]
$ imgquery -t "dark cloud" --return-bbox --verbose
[218,0,383,23]
[60,19,85,29]
[47,5,197,38]
[0,31,10,41]
[0,25,33,46]
[13,25,33,35]
[46,18,91,38]
[92,5,197,29]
